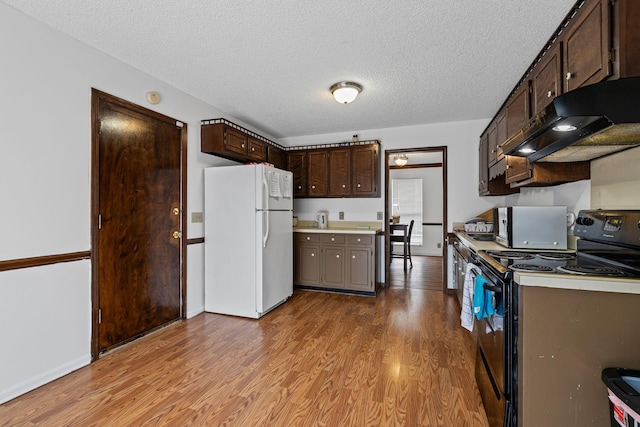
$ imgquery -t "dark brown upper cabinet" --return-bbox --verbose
[307,150,329,197]
[479,133,489,195]
[505,82,531,141]
[563,0,611,92]
[351,144,380,197]
[487,122,498,166]
[201,120,285,166]
[328,148,351,196]
[531,42,563,115]
[287,151,308,198]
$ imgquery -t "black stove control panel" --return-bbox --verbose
[574,210,640,248]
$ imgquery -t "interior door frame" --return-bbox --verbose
[90,89,188,360]
[384,146,448,291]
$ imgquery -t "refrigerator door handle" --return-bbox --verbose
[262,172,270,248]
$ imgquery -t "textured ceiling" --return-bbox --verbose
[2,0,577,139]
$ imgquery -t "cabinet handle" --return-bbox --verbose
[336,254,340,259]
[342,184,346,188]
[241,143,245,148]
[547,90,554,98]
[357,238,361,242]
[491,149,495,153]
[311,253,315,257]
[352,255,356,259]
[357,184,361,188]
[565,72,572,80]
[298,185,302,189]
[506,165,511,169]
[307,236,311,241]
[331,237,335,241]
[311,185,316,189]
[251,147,255,152]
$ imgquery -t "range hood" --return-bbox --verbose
[502,77,640,163]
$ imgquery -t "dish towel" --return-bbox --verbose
[460,263,480,332]
[473,274,495,320]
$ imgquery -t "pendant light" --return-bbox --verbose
[394,154,408,166]
[330,81,363,104]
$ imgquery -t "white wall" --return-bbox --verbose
[281,119,504,231]
[591,146,640,209]
[0,3,256,403]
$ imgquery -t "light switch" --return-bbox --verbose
[339,212,344,220]
[377,211,383,220]
[191,212,203,223]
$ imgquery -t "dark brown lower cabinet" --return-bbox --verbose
[294,233,376,294]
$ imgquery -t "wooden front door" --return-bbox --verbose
[91,89,186,357]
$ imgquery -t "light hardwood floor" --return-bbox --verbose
[0,288,487,426]
[389,255,444,291]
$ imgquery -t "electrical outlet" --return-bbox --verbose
[339,211,344,220]
[377,211,383,220]
[437,243,442,248]
[191,212,203,223]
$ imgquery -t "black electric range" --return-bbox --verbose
[470,209,640,427]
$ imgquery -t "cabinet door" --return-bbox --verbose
[323,246,345,288]
[505,82,531,140]
[505,155,531,184]
[487,122,498,166]
[247,136,267,161]
[308,150,329,196]
[563,0,611,92]
[495,111,506,163]
[296,244,321,285]
[532,42,563,115]
[224,127,248,156]
[479,134,489,195]
[267,145,287,170]
[351,144,379,197]
[328,148,351,196]
[287,151,307,197]
[346,246,373,291]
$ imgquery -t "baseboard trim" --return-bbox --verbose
[0,355,91,405]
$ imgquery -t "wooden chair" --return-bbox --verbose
[390,219,414,270]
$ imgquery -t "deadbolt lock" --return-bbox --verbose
[172,231,182,239]
[172,207,180,216]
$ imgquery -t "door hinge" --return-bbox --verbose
[98,308,102,324]
[98,214,102,229]
[609,48,616,63]
[609,0,617,5]
[176,121,184,128]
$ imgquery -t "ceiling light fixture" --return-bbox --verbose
[330,81,362,104]
[394,154,408,166]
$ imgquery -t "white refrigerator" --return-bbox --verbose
[204,164,293,318]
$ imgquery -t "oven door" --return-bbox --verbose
[474,270,507,427]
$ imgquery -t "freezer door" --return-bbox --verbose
[256,164,293,211]
[256,210,293,314]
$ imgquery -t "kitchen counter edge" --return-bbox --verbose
[294,227,381,235]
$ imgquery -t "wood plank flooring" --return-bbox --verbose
[389,255,444,291]
[0,288,487,426]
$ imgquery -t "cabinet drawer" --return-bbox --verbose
[224,127,248,155]
[347,235,373,245]
[296,234,321,243]
[322,234,345,244]
[247,137,267,161]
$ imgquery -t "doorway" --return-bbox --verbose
[90,89,187,358]
[384,147,448,290]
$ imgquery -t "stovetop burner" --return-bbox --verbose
[509,264,555,273]
[535,252,576,261]
[556,265,626,276]
[485,251,535,260]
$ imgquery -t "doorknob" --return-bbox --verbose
[172,231,182,239]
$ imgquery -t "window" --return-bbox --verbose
[391,178,423,245]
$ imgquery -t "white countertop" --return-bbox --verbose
[514,272,640,294]
[294,226,381,235]
[455,231,640,294]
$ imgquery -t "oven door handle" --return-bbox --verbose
[483,283,502,293]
